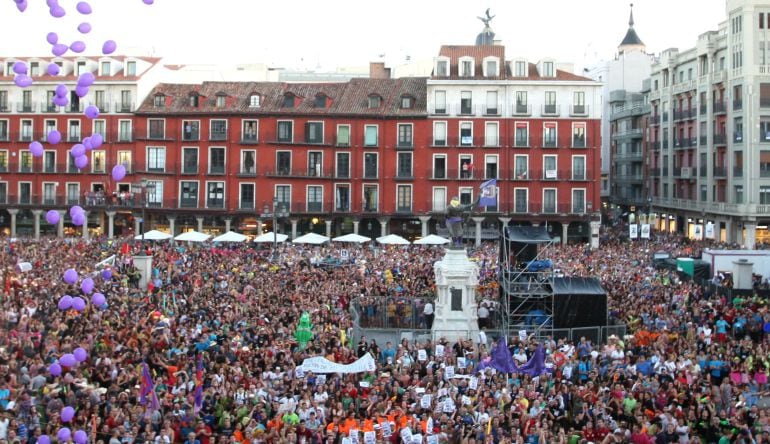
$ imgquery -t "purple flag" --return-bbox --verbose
[140,363,161,411]
[477,337,518,373]
[194,355,204,414]
[517,345,547,376]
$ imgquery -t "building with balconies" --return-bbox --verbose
[648,0,770,246]
[609,89,651,211]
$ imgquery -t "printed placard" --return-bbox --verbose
[457,357,467,369]
[381,422,392,437]
[400,427,412,442]
[418,349,427,361]
[469,376,478,390]
[411,434,423,443]
[420,394,432,409]
[435,344,445,357]
[519,330,527,342]
[363,431,375,444]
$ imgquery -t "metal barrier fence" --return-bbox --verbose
[351,297,436,330]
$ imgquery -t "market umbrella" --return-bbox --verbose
[134,230,172,241]
[332,233,372,244]
[173,230,210,242]
[212,231,248,243]
[413,234,451,245]
[376,234,410,245]
[253,232,288,243]
[292,232,330,245]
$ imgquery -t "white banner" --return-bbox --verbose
[300,353,376,374]
[705,222,715,239]
[694,224,703,240]
[629,224,638,239]
[95,255,116,269]
[640,224,651,239]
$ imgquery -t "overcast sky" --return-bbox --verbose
[0,0,727,71]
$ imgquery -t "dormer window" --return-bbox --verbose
[459,57,474,77]
[249,94,260,108]
[153,94,165,108]
[368,95,381,108]
[400,95,413,109]
[315,93,327,108]
[542,61,555,77]
[514,60,527,77]
[188,93,199,107]
[100,61,110,76]
[483,57,499,77]
[283,93,295,108]
[216,93,226,108]
[435,58,449,77]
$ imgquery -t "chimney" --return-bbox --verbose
[369,62,391,79]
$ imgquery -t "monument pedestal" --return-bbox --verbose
[132,255,153,291]
[733,259,753,290]
[432,248,480,343]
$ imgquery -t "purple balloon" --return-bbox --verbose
[52,43,68,57]
[47,0,58,7]
[14,75,33,88]
[101,268,112,280]
[57,428,71,443]
[77,72,95,87]
[47,63,60,76]
[77,22,91,34]
[46,32,59,45]
[46,210,60,225]
[63,268,78,284]
[38,435,51,444]
[61,406,75,423]
[83,137,93,151]
[60,353,77,367]
[48,129,62,144]
[143,0,154,4]
[52,95,69,107]
[111,164,126,181]
[29,141,44,157]
[50,5,66,18]
[73,430,88,444]
[102,40,117,55]
[74,155,88,170]
[69,41,86,54]
[76,1,91,14]
[70,206,84,217]
[72,211,86,227]
[75,85,89,98]
[84,105,99,119]
[55,84,68,97]
[71,296,86,312]
[90,133,103,148]
[15,0,27,12]
[91,292,105,306]
[71,144,86,158]
[80,277,94,294]
[73,347,88,362]
[49,363,62,377]
[13,61,27,75]
[57,295,72,310]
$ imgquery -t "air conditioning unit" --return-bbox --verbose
[681,167,691,178]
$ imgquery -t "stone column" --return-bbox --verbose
[290,218,299,240]
[725,219,734,244]
[590,220,601,250]
[418,216,431,238]
[167,216,176,237]
[379,218,389,237]
[744,222,757,250]
[256,219,263,234]
[196,217,204,233]
[224,218,232,233]
[8,209,19,238]
[472,216,485,247]
[134,216,140,236]
[82,211,90,239]
[106,211,116,239]
[353,219,360,235]
[57,210,66,238]
[562,223,569,245]
[325,220,332,238]
[32,209,42,241]
[498,217,511,231]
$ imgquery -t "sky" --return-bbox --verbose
[0,0,727,71]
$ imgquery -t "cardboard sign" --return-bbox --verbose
[457,357,467,369]
[444,366,455,379]
[420,394,432,409]
[381,421,392,437]
[469,376,478,390]
[363,431,375,444]
[435,344,445,357]
[400,427,412,442]
[418,349,427,361]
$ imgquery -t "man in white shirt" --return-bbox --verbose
[423,302,434,329]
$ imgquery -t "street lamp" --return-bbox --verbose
[260,197,289,261]
[132,179,155,242]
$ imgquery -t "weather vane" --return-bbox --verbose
[477,8,495,27]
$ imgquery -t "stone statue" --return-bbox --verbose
[446,196,479,248]
[477,8,495,28]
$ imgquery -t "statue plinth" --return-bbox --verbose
[432,248,480,343]
[132,255,153,291]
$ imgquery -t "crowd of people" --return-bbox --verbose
[0,229,768,443]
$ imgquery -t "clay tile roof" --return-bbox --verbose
[435,45,506,79]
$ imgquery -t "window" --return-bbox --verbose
[44,151,55,173]
[762,118,770,142]
[305,122,323,144]
[761,83,770,108]
[459,188,473,205]
[240,183,255,209]
[275,185,291,209]
[67,120,80,142]
[400,96,413,109]
[20,120,32,142]
[93,120,106,141]
[43,183,56,204]
[0,120,7,142]
[216,95,226,108]
[515,123,529,147]
[363,185,378,211]
[19,150,32,173]
[336,125,350,147]
[543,122,557,147]
[336,152,350,178]
[76,62,86,76]
[397,185,412,212]
[65,183,77,205]
[210,120,227,141]
[307,186,323,212]
[117,151,131,172]
[282,93,295,108]
[460,122,473,146]
[734,85,743,110]
[460,155,473,179]
[29,62,39,77]
[368,95,381,108]
[734,117,743,142]
[148,119,164,139]
[0,91,6,112]
[436,60,448,77]
[485,155,498,179]
[544,91,557,114]
[45,120,58,141]
[315,94,327,108]
[514,155,528,180]
[180,182,199,208]
[364,125,378,146]
[432,187,447,212]
[484,122,498,147]
[433,155,446,179]
[700,185,708,202]
[735,185,744,204]
[277,121,293,142]
[182,147,198,174]
[543,155,557,179]
[572,189,586,213]
[249,94,260,108]
[572,156,586,180]
[573,91,586,115]
[0,150,7,172]
[514,60,527,77]
[460,91,473,115]
[276,151,291,175]
[209,147,225,174]
[0,182,5,204]
[397,123,413,148]
[433,122,447,146]
[94,90,105,111]
[484,59,498,77]
[91,150,105,173]
[364,153,378,179]
[397,152,412,178]
[434,90,447,114]
[460,59,473,77]
[542,61,554,77]
[119,90,132,112]
[118,120,132,142]
[206,182,225,208]
[240,150,256,175]
[543,189,557,213]
[761,12,765,29]
[182,121,200,141]
[153,94,165,108]
[240,120,258,143]
[761,186,770,204]
[485,91,498,115]
[100,61,110,76]
[572,123,586,148]
[21,90,32,111]
[514,189,528,213]
[126,61,136,76]
[147,147,166,172]
[335,185,350,212]
[308,151,322,177]
[515,91,528,114]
